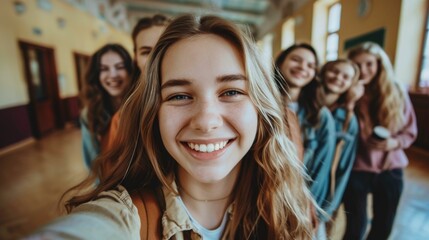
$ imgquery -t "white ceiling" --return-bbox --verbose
[63,0,308,39]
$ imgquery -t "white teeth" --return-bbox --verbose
[207,144,214,152]
[187,141,228,153]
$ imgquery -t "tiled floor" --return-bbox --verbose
[0,126,428,239]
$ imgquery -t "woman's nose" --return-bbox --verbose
[299,61,309,70]
[108,68,118,77]
[189,100,223,133]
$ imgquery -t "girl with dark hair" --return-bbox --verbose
[274,43,337,234]
[104,14,170,150]
[80,43,134,168]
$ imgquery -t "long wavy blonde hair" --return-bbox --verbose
[65,14,313,239]
[347,42,405,132]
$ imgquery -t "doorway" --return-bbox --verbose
[19,41,63,138]
[73,52,90,101]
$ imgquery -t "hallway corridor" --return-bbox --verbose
[0,127,428,239]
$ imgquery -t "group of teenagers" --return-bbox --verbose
[27,13,417,240]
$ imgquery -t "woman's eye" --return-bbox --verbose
[222,90,242,97]
[167,94,191,101]
[140,50,150,56]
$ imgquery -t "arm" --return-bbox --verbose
[324,113,358,217]
[306,108,337,213]
[25,186,140,240]
[285,107,304,161]
[392,92,418,149]
[80,112,99,168]
[369,91,417,151]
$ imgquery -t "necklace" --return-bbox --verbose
[179,185,230,203]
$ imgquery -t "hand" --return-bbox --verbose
[345,81,365,111]
[309,202,319,232]
[368,137,400,151]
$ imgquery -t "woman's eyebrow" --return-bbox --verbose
[161,79,191,90]
[217,74,247,82]
[161,74,247,90]
[138,46,152,52]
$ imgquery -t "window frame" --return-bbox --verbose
[325,2,341,61]
[418,8,429,89]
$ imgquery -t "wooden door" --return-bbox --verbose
[73,52,90,92]
[19,41,63,138]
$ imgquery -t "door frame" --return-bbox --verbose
[18,40,64,138]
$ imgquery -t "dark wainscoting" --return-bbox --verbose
[0,96,81,150]
[0,105,32,149]
[409,91,429,149]
[61,96,81,125]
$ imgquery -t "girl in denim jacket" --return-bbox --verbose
[275,44,337,232]
[317,59,362,239]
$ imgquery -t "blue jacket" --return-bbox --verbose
[322,107,358,220]
[80,108,100,168]
[294,105,336,216]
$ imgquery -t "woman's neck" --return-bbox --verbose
[288,87,301,102]
[110,96,122,112]
[177,167,237,229]
[323,92,340,108]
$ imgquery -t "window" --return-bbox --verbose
[282,18,295,50]
[326,3,341,61]
[419,13,429,87]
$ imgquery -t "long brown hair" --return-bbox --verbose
[274,43,321,127]
[66,15,313,239]
[81,44,134,137]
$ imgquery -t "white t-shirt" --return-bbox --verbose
[177,197,228,240]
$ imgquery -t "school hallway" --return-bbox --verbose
[0,126,428,240]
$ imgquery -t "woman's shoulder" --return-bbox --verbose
[319,107,335,124]
[27,186,140,239]
[80,107,89,123]
[91,185,135,210]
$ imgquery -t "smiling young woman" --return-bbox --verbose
[27,15,315,239]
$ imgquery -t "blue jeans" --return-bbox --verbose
[342,169,403,240]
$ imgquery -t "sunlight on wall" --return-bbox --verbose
[281,18,295,50]
[395,0,428,88]
[257,33,274,70]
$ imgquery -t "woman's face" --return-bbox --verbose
[99,51,131,98]
[351,52,378,85]
[280,48,316,88]
[323,62,356,94]
[158,34,258,185]
[135,26,166,72]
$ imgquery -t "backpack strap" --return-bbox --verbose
[131,188,164,239]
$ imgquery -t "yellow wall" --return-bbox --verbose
[293,1,314,46]
[272,0,316,58]
[338,0,401,61]
[0,0,133,109]
[270,0,427,87]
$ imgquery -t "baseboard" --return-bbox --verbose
[407,145,429,158]
[0,137,35,157]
